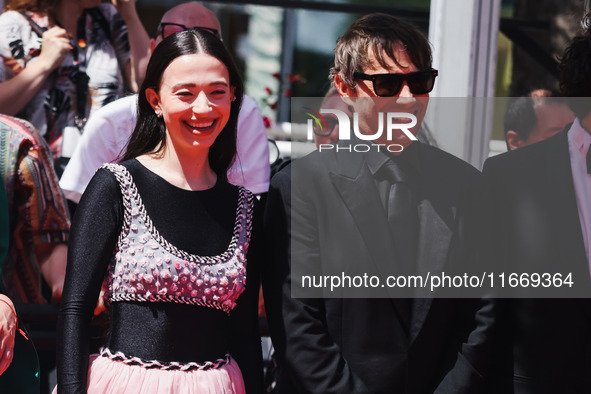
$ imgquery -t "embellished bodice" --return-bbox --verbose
[101,163,253,314]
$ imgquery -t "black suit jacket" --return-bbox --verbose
[264,142,492,394]
[482,128,591,393]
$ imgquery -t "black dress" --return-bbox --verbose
[56,159,263,393]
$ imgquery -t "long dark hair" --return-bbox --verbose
[122,29,244,179]
[558,12,591,119]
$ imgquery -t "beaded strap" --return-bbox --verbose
[110,293,233,314]
[103,163,133,249]
[103,163,254,265]
[99,347,231,371]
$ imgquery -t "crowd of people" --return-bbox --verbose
[0,0,590,393]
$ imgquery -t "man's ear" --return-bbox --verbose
[150,38,157,53]
[505,130,524,151]
[145,88,161,115]
[334,73,356,106]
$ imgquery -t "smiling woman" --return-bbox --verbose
[55,29,262,394]
[146,53,235,163]
[124,28,244,185]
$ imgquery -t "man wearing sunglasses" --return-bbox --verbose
[59,1,270,211]
[267,13,491,393]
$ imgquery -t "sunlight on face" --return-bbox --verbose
[147,53,235,155]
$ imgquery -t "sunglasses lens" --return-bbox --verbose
[162,24,185,39]
[374,75,403,97]
[356,70,437,97]
[372,72,436,96]
[407,72,436,95]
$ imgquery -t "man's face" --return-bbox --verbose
[526,101,573,145]
[335,46,429,150]
[507,100,574,150]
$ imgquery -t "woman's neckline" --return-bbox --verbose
[131,158,220,193]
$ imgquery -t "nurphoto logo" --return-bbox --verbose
[304,108,418,153]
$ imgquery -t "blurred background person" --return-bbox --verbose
[504,89,574,150]
[0,114,69,306]
[0,0,150,171]
[0,180,12,377]
[483,12,591,392]
[0,178,41,394]
[0,113,69,393]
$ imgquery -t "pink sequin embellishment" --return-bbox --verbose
[102,163,252,314]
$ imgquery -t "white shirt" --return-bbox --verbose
[59,94,270,202]
[567,118,591,269]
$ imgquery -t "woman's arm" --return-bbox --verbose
[0,25,71,116]
[0,165,15,376]
[111,0,150,91]
[0,294,17,376]
[56,169,123,393]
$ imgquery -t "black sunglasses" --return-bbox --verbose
[353,68,438,97]
[157,23,221,40]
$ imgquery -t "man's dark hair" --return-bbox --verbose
[329,13,432,89]
[123,29,244,179]
[503,97,537,148]
[559,11,591,118]
[503,90,564,149]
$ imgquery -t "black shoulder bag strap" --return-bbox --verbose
[18,12,64,141]
[87,7,112,43]
[73,10,90,130]
[19,11,47,37]
[73,7,113,130]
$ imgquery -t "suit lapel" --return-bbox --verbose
[410,199,453,341]
[327,146,457,339]
[328,150,412,331]
[409,144,454,342]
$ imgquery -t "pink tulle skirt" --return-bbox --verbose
[53,353,245,394]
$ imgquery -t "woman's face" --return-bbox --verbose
[146,53,234,153]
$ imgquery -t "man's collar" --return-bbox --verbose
[364,140,422,177]
[569,117,591,151]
